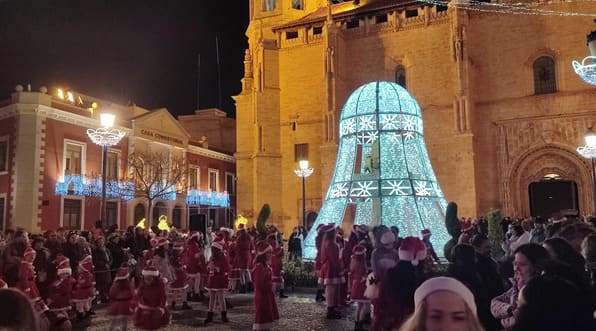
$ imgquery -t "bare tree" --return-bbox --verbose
[127,151,187,227]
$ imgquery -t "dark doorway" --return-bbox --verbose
[529,180,578,219]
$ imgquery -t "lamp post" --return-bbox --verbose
[294,160,314,228]
[87,113,126,227]
[577,128,596,215]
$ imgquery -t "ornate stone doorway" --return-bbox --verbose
[528,179,579,219]
[502,144,593,217]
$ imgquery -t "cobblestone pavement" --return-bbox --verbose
[74,292,358,331]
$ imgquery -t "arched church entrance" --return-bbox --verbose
[528,176,579,219]
[505,144,593,217]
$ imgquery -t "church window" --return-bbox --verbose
[292,0,304,10]
[286,31,298,39]
[294,143,309,163]
[263,0,276,12]
[395,66,407,89]
[533,56,556,95]
[405,9,418,18]
[375,14,388,24]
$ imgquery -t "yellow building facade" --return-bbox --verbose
[234,0,596,234]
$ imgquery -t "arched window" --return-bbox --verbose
[395,66,406,89]
[172,205,183,230]
[533,56,556,94]
[134,203,145,223]
[153,202,167,226]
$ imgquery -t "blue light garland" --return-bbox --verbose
[186,189,230,208]
[304,81,450,260]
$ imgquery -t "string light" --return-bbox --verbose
[186,189,230,207]
[418,0,596,17]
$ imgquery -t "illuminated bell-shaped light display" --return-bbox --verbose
[157,215,171,231]
[303,81,450,260]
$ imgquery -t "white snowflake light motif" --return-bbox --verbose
[413,181,432,196]
[304,81,449,260]
[382,180,411,196]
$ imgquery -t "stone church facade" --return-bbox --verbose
[234,0,596,234]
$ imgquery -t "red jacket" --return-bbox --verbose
[271,247,284,284]
[134,281,170,329]
[72,268,94,301]
[109,280,134,316]
[206,253,230,290]
[232,235,254,271]
[47,276,73,311]
[321,242,342,285]
[16,261,41,300]
[183,241,206,275]
[170,266,188,289]
[252,263,279,329]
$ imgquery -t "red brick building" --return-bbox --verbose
[0,85,235,233]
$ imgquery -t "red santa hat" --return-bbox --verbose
[173,241,184,251]
[255,241,272,256]
[157,237,169,247]
[352,244,366,256]
[150,237,159,248]
[398,236,427,266]
[114,264,130,281]
[142,265,159,277]
[212,240,224,251]
[550,212,567,223]
[0,278,7,289]
[380,228,396,246]
[421,229,431,238]
[414,277,477,316]
[316,223,325,232]
[460,221,473,232]
[56,256,72,276]
[24,246,36,258]
[319,223,336,234]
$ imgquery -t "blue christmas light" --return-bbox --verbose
[304,81,450,260]
[186,189,230,208]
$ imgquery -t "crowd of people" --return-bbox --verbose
[0,211,595,331]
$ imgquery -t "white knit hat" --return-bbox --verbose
[414,277,477,316]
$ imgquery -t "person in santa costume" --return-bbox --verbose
[372,236,427,331]
[71,254,95,320]
[421,229,439,264]
[109,263,135,331]
[227,234,239,292]
[134,264,171,330]
[266,231,287,299]
[320,223,343,319]
[47,255,73,316]
[184,231,207,301]
[168,241,190,310]
[16,246,50,317]
[314,224,326,302]
[151,237,174,285]
[204,239,230,324]
[349,244,370,331]
[251,241,279,331]
[232,224,254,293]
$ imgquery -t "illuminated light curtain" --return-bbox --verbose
[303,81,450,260]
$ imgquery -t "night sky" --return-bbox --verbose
[0,0,249,117]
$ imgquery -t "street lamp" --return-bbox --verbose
[87,113,126,227]
[577,128,596,215]
[294,160,314,228]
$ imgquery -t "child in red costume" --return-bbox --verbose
[134,264,171,330]
[320,224,343,319]
[204,240,230,324]
[314,224,326,302]
[232,225,254,293]
[266,232,287,299]
[184,231,206,301]
[349,244,370,331]
[47,255,73,316]
[168,242,190,310]
[109,264,135,331]
[251,241,279,330]
[17,246,50,317]
[72,254,95,320]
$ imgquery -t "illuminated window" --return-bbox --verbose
[395,66,406,89]
[64,141,85,176]
[226,172,236,195]
[292,0,304,10]
[209,169,219,192]
[534,56,556,94]
[63,198,82,230]
[263,0,276,11]
[106,150,119,180]
[189,166,200,189]
[0,136,7,173]
[294,143,309,162]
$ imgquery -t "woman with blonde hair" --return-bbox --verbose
[397,277,485,331]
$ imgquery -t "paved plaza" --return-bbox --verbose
[75,292,356,331]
